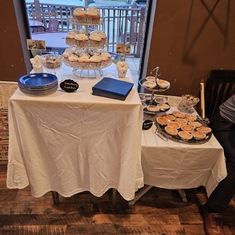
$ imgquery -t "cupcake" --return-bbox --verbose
[100,51,112,67]
[65,31,77,46]
[75,33,89,48]
[62,48,73,66]
[93,30,106,47]
[89,55,101,69]
[73,8,87,23]
[89,32,102,47]
[86,7,100,24]
[78,56,90,69]
[68,54,79,69]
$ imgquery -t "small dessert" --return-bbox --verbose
[68,54,79,68]
[172,111,185,118]
[192,131,206,140]
[156,116,168,126]
[174,118,188,125]
[100,51,112,67]
[165,126,178,136]
[143,81,157,89]
[89,32,102,47]
[73,8,87,23]
[78,56,90,68]
[93,30,106,45]
[158,103,170,111]
[167,122,180,129]
[163,114,175,121]
[178,131,193,141]
[196,126,212,134]
[157,79,170,88]
[66,31,77,46]
[146,105,159,112]
[146,76,156,82]
[75,33,89,48]
[62,48,73,59]
[89,54,101,69]
[155,96,167,104]
[41,55,62,69]
[188,121,202,128]
[181,124,194,133]
[86,7,100,24]
[185,114,197,121]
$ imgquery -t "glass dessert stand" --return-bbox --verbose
[63,58,112,78]
[64,13,111,78]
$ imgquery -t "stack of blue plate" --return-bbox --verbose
[18,73,58,96]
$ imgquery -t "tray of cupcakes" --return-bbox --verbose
[155,111,212,144]
[139,93,171,115]
[62,48,112,70]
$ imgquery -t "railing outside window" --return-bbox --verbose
[26,3,146,57]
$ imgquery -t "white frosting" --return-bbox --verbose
[78,56,90,63]
[89,33,102,41]
[90,55,101,63]
[100,54,109,61]
[75,34,88,41]
[92,30,106,39]
[87,7,100,16]
[74,8,86,16]
[62,50,73,58]
[68,55,79,62]
[67,32,77,39]
[101,51,111,58]
[79,52,90,58]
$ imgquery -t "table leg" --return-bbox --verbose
[111,188,117,206]
[177,189,188,202]
[128,185,153,206]
[51,191,60,206]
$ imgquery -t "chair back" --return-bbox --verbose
[48,18,59,32]
[205,70,235,120]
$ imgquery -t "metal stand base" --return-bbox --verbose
[128,186,188,205]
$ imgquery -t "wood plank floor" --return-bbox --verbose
[0,162,234,235]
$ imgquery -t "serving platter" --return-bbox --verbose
[155,115,212,144]
[139,93,170,115]
[139,78,170,92]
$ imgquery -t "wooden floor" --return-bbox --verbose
[0,163,234,235]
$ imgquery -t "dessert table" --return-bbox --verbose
[129,102,227,204]
[7,63,144,202]
[6,64,227,204]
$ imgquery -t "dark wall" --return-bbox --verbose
[0,0,31,82]
[146,0,235,96]
[1,0,235,94]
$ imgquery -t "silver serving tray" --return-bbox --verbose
[155,118,212,145]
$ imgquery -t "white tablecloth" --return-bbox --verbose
[141,105,227,197]
[7,63,144,201]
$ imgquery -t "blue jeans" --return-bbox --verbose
[207,113,235,213]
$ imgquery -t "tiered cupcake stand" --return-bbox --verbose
[63,2,112,78]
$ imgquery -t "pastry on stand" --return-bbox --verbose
[63,1,111,78]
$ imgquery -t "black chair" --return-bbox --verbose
[204,70,235,120]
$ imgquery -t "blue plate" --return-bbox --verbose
[18,73,57,87]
